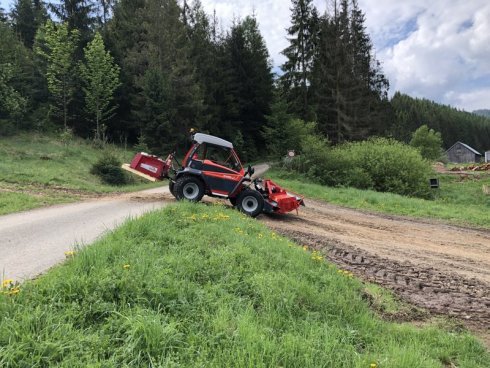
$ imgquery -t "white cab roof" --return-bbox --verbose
[193,133,233,149]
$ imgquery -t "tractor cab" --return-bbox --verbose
[183,133,244,177]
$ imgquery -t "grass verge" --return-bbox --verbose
[0,133,161,215]
[268,169,490,229]
[1,203,487,367]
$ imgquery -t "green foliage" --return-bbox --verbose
[11,0,48,48]
[390,92,490,153]
[262,95,316,157]
[35,21,79,130]
[286,136,432,198]
[0,203,487,366]
[410,125,443,161]
[90,153,128,185]
[0,21,30,130]
[79,32,121,141]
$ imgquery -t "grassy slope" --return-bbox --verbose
[0,133,161,215]
[1,203,487,367]
[268,169,490,229]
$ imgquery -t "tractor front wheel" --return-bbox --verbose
[237,190,264,217]
[174,176,205,202]
[169,181,176,198]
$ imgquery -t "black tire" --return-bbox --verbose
[169,181,176,198]
[229,197,237,206]
[174,176,205,202]
[236,190,264,217]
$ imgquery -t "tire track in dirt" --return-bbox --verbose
[261,200,490,333]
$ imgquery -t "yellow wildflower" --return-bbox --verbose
[2,279,14,288]
[370,363,377,368]
[258,233,263,239]
[123,264,130,270]
[8,287,20,296]
[64,251,76,258]
[303,245,308,251]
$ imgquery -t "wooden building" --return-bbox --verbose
[446,142,482,163]
[485,151,490,163]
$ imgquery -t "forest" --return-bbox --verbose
[1,0,490,159]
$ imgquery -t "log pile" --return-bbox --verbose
[450,163,490,172]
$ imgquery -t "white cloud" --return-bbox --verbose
[359,0,490,110]
[201,0,490,111]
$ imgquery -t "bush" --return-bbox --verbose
[90,153,128,185]
[284,136,433,198]
[410,125,443,161]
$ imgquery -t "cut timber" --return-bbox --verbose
[121,164,160,182]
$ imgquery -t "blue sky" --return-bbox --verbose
[2,0,490,111]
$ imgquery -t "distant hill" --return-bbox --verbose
[473,109,490,118]
[390,93,490,152]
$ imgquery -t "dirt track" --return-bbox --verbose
[261,200,490,333]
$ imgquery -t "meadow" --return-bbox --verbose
[0,203,487,367]
[0,133,160,215]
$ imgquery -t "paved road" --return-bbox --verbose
[0,164,270,282]
[0,186,169,282]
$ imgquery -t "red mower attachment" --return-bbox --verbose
[122,152,175,182]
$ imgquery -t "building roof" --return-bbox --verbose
[446,141,482,156]
[193,133,233,149]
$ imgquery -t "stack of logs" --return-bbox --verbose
[450,163,490,172]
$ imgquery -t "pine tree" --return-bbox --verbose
[35,21,79,130]
[281,0,318,120]
[80,32,120,141]
[132,0,204,153]
[104,0,145,140]
[310,0,389,142]
[11,0,48,48]
[94,0,113,26]
[223,16,273,158]
[49,0,95,47]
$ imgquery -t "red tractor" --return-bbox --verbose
[124,132,304,217]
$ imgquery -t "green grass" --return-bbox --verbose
[1,203,487,367]
[268,169,490,229]
[0,133,162,215]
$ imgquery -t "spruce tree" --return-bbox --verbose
[11,0,48,48]
[223,16,273,158]
[281,0,318,120]
[49,0,95,47]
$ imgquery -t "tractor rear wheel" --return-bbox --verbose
[174,176,205,202]
[237,190,264,217]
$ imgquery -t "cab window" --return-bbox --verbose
[198,144,241,171]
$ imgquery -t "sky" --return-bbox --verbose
[2,0,489,111]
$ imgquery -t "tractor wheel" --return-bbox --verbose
[169,181,176,198]
[229,197,237,206]
[174,176,205,202]
[236,190,264,217]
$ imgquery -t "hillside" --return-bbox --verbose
[473,109,490,118]
[0,133,159,215]
[390,93,490,152]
